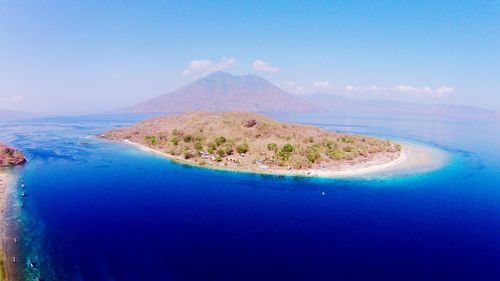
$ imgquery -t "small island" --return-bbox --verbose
[0,144,26,167]
[101,112,407,177]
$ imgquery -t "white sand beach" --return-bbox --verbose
[123,140,447,178]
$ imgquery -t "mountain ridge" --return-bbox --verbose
[125,71,321,113]
[302,93,500,121]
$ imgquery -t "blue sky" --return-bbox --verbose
[0,1,498,113]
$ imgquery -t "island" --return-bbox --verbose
[101,112,407,177]
[0,144,26,167]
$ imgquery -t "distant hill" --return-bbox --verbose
[302,93,500,121]
[126,71,320,113]
[0,109,38,121]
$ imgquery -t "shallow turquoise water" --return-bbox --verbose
[1,113,499,281]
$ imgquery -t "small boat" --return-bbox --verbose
[13,237,18,243]
[27,258,37,268]
[321,191,326,196]
[21,183,25,188]
[21,192,26,197]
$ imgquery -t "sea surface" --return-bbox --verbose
[0,113,499,281]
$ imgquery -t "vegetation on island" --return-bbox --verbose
[102,112,401,171]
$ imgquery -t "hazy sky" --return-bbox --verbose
[0,1,499,113]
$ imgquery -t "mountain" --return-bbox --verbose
[302,93,500,121]
[0,109,38,121]
[126,71,320,113]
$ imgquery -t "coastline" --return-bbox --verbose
[0,171,14,281]
[123,139,444,178]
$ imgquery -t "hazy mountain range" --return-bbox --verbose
[0,109,39,121]
[2,72,498,121]
[302,94,500,120]
[125,71,319,113]
[124,71,498,120]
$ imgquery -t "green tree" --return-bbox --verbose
[236,143,249,154]
[144,135,157,145]
[215,136,227,146]
[170,136,178,145]
[305,145,321,163]
[277,143,294,161]
[282,143,294,153]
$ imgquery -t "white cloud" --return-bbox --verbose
[344,85,357,92]
[252,59,280,73]
[393,85,454,97]
[312,81,334,91]
[0,95,23,103]
[434,86,455,96]
[182,57,236,77]
[282,81,305,94]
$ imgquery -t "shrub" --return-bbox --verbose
[236,143,249,154]
[223,143,234,155]
[183,150,192,159]
[305,145,321,163]
[207,141,217,151]
[343,146,354,153]
[282,143,294,153]
[194,149,201,158]
[183,134,192,143]
[144,135,157,145]
[215,136,227,146]
[328,149,344,159]
[172,129,182,136]
[215,155,222,162]
[244,119,257,128]
[216,148,226,157]
[267,143,278,152]
[323,138,334,149]
[290,155,307,169]
[194,141,203,150]
[277,144,294,161]
[170,136,178,145]
[395,144,402,151]
[340,136,354,143]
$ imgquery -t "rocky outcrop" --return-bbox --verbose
[0,143,26,166]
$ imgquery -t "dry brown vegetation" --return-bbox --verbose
[102,112,400,171]
[0,144,25,167]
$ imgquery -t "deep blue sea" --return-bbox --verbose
[1,113,499,281]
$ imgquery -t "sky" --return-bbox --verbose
[0,0,499,113]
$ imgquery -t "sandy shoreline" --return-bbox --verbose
[0,171,14,281]
[124,139,446,178]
